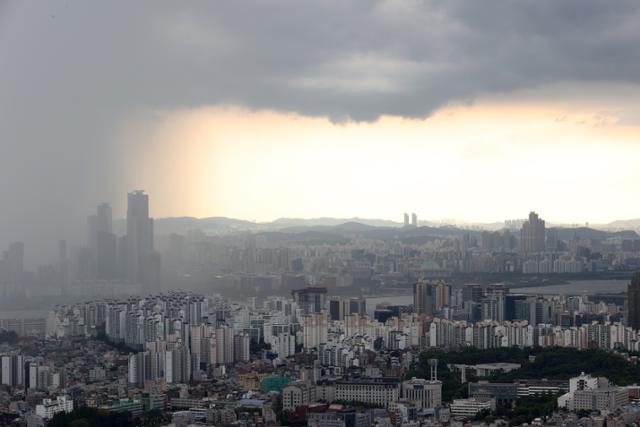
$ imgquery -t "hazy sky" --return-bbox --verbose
[2,1,640,259]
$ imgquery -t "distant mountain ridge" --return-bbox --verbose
[271,217,402,228]
[114,216,640,240]
[603,219,640,230]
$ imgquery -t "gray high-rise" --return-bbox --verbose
[627,272,640,331]
[88,203,117,280]
[126,191,156,289]
[520,211,546,254]
[2,242,24,284]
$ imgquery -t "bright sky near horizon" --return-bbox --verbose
[120,85,640,224]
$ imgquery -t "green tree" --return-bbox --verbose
[138,409,167,426]
[0,330,18,344]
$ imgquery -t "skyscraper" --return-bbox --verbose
[291,287,327,314]
[302,311,328,349]
[627,272,640,331]
[88,203,117,280]
[3,242,24,284]
[520,211,546,254]
[57,240,69,293]
[328,298,343,321]
[414,280,450,316]
[126,191,158,289]
[414,280,435,316]
[348,297,367,316]
[0,355,24,386]
[215,325,235,365]
[482,284,508,322]
[462,284,483,303]
[411,213,417,227]
[233,333,250,363]
[96,231,117,280]
[403,213,410,227]
[96,203,112,234]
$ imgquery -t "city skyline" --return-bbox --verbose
[2,187,639,285]
[4,2,640,425]
[5,187,640,269]
[10,185,640,267]
[3,2,640,256]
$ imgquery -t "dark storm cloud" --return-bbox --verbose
[4,1,640,120]
[1,0,639,262]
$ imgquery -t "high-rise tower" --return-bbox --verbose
[627,272,640,331]
[520,211,546,254]
[88,203,117,280]
[126,191,157,289]
[414,280,434,316]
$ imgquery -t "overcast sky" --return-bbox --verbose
[2,1,640,263]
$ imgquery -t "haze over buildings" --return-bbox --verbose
[4,2,640,426]
[2,1,640,266]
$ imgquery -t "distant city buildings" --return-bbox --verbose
[282,382,313,410]
[6,206,640,425]
[126,190,160,291]
[292,287,327,314]
[3,209,640,302]
[450,397,494,417]
[1,354,24,387]
[558,373,628,412]
[401,377,442,410]
[520,211,546,254]
[335,378,400,407]
[87,202,117,280]
[0,242,24,287]
[35,396,73,420]
[302,312,328,349]
[403,212,418,227]
[2,271,640,426]
[628,272,640,331]
[413,279,449,317]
